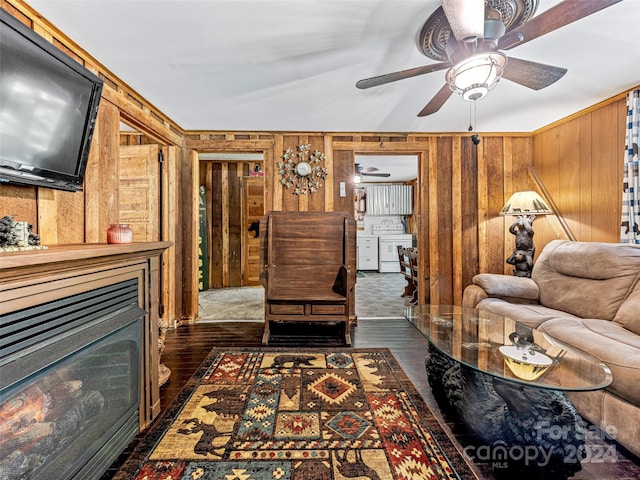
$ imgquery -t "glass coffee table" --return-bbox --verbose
[405,304,613,477]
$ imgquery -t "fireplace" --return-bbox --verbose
[0,279,145,480]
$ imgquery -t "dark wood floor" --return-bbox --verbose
[104,319,640,480]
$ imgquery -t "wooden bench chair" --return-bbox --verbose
[259,211,356,345]
[409,247,418,304]
[397,246,415,298]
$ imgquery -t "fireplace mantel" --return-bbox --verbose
[0,242,172,429]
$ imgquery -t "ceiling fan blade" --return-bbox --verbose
[441,0,484,42]
[356,62,450,89]
[498,0,623,50]
[502,57,567,90]
[362,172,391,177]
[417,84,453,117]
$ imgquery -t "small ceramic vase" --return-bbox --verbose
[107,224,133,244]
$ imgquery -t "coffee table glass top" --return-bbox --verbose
[405,304,613,391]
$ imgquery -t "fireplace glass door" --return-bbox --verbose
[0,279,145,480]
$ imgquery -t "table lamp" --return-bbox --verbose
[500,191,552,277]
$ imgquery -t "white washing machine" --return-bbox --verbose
[373,224,413,273]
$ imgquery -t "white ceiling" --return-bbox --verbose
[27,0,640,134]
[356,154,418,183]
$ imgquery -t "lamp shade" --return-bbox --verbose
[445,52,507,101]
[500,191,552,216]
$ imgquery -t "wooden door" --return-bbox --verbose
[242,176,265,285]
[118,144,160,241]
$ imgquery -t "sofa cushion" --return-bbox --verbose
[476,298,580,329]
[532,240,640,321]
[538,317,640,406]
[473,274,540,300]
[614,281,640,335]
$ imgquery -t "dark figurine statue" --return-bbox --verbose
[506,215,536,277]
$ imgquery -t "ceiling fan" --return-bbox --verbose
[355,163,391,178]
[356,0,623,116]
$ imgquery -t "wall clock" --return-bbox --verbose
[294,160,312,177]
[277,144,327,195]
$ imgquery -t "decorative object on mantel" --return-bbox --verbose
[0,215,46,252]
[500,190,552,277]
[158,330,171,387]
[107,223,133,244]
[277,143,327,195]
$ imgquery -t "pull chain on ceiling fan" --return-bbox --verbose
[356,0,623,117]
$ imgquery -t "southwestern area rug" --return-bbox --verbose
[113,348,476,480]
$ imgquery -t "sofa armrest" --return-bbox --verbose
[462,284,489,308]
[472,273,540,301]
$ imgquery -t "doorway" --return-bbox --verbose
[354,154,419,319]
[197,152,266,321]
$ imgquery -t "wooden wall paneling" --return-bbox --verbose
[209,162,223,288]
[92,100,120,243]
[101,101,122,236]
[307,135,325,212]
[297,135,310,212]
[476,135,490,274]
[531,97,625,247]
[81,98,102,243]
[451,137,463,304]
[118,144,160,242]
[49,190,85,244]
[558,119,582,241]
[161,146,178,326]
[185,138,273,152]
[221,163,230,284]
[538,127,564,247]
[501,137,514,272]
[417,151,430,305]
[228,163,242,287]
[1,1,30,27]
[483,137,507,275]
[0,185,37,230]
[242,177,264,285]
[591,103,623,242]
[181,150,199,322]
[460,137,479,300]
[265,145,277,213]
[330,150,357,320]
[537,128,561,248]
[427,138,449,304]
[324,135,335,212]
[198,161,210,289]
[172,148,184,323]
[503,137,534,268]
[35,189,58,244]
[332,150,356,214]
[281,135,301,212]
[578,114,593,241]
[510,137,533,193]
[438,137,454,305]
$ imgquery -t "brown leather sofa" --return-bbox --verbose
[462,239,640,458]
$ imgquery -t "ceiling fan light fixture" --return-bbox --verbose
[446,52,507,101]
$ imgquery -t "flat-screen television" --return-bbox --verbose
[0,8,103,192]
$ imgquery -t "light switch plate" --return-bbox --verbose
[339,181,346,197]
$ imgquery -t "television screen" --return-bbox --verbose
[0,8,103,192]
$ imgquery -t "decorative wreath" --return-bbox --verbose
[277,144,328,195]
